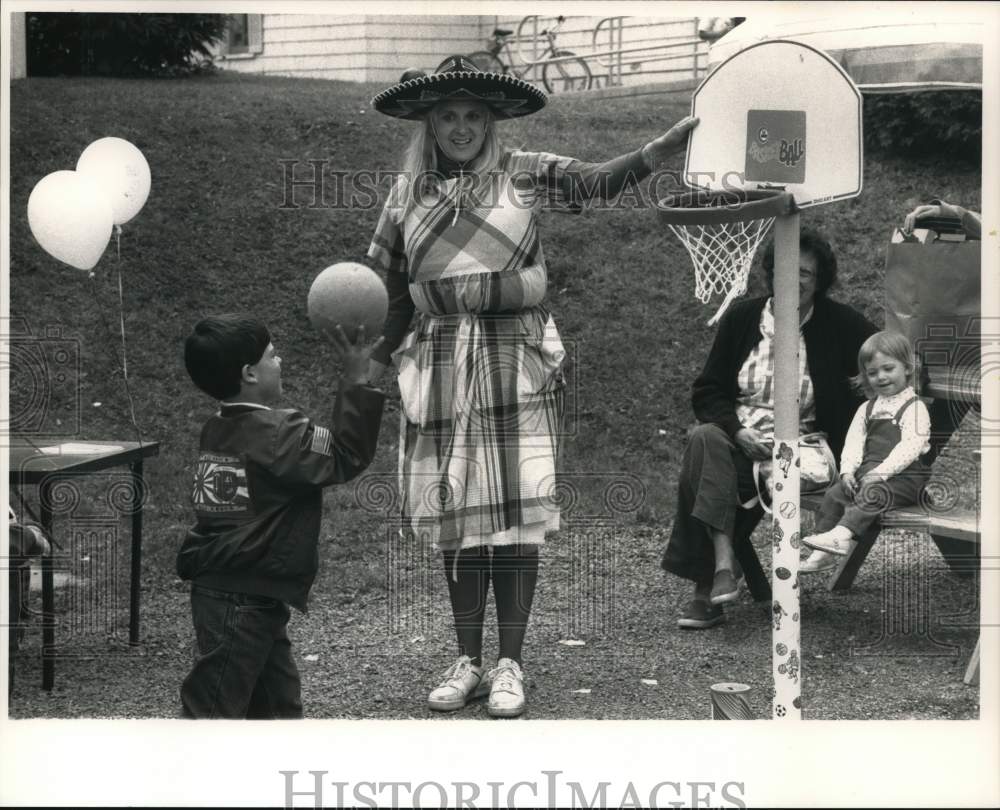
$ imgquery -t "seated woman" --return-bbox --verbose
[661,228,878,629]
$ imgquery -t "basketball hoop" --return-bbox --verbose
[658,188,795,325]
[671,39,863,721]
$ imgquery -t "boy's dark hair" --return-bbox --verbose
[184,315,271,400]
[761,227,839,297]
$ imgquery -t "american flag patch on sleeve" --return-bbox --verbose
[309,425,333,456]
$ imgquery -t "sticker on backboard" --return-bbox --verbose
[683,40,862,208]
[746,110,806,185]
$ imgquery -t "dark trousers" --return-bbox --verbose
[661,424,759,585]
[181,585,303,719]
[814,463,929,538]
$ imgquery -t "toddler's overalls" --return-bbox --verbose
[815,396,931,537]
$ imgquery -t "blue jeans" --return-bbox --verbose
[181,585,303,719]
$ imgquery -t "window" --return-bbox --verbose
[226,14,250,54]
[221,14,263,58]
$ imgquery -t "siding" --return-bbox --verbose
[219,14,491,83]
[217,13,708,86]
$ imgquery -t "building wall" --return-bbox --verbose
[216,13,709,86]
[218,14,491,83]
[10,11,28,79]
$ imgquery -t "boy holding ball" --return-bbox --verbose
[177,315,385,718]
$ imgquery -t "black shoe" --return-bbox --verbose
[677,599,726,629]
[709,568,743,605]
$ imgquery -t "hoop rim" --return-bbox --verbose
[657,188,797,225]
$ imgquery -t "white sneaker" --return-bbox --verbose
[802,530,855,556]
[799,549,839,573]
[427,655,488,712]
[487,658,526,718]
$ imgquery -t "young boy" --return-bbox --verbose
[178,315,385,718]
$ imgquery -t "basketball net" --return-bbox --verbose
[668,215,775,325]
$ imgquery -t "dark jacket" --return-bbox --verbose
[691,295,878,460]
[176,383,386,612]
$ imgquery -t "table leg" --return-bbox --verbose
[39,480,55,691]
[129,459,143,645]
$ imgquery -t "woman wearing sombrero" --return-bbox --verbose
[367,55,696,717]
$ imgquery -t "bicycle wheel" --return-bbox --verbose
[466,51,506,74]
[541,50,592,94]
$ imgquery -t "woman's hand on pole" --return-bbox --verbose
[641,115,699,171]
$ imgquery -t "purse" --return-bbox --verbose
[884,218,980,392]
[747,431,838,513]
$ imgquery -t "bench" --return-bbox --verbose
[803,490,980,592]
[735,396,981,599]
[734,489,980,600]
[733,450,981,686]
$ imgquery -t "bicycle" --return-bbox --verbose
[467,15,593,94]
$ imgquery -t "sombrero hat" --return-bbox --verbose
[372,54,547,120]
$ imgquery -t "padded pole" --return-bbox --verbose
[772,212,802,719]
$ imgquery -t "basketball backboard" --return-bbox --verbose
[685,40,863,209]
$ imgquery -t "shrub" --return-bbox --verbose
[863,91,981,163]
[27,13,229,78]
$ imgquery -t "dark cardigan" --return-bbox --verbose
[691,295,878,461]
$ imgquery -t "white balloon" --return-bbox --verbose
[76,136,151,225]
[27,171,114,271]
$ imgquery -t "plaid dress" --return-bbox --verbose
[367,151,579,550]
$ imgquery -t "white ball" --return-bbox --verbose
[307,262,389,340]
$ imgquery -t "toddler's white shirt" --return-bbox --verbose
[840,386,931,478]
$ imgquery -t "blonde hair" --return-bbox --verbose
[851,330,917,397]
[394,104,504,218]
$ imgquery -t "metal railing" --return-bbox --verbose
[591,16,711,87]
[486,15,712,90]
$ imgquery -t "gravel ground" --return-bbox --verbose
[8,521,979,721]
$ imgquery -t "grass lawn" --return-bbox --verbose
[6,72,982,719]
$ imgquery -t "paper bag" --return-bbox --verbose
[884,231,981,389]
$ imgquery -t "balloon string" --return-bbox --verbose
[115,228,127,380]
[88,228,143,450]
[114,226,142,448]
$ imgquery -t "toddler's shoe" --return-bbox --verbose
[802,529,855,556]
[487,658,525,718]
[427,655,488,712]
[799,549,839,574]
[709,567,744,605]
[677,599,725,629]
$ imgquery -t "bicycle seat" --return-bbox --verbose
[493,28,513,37]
